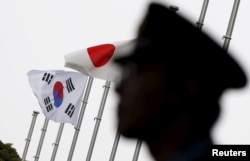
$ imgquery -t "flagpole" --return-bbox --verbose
[22,110,40,161]
[86,80,111,161]
[196,0,209,30]
[67,76,94,161]
[223,0,240,51]
[132,139,142,161]
[109,129,121,161]
[50,123,64,161]
[34,118,49,161]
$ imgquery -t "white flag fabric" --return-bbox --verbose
[27,70,88,126]
[64,39,135,82]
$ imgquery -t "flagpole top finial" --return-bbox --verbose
[33,110,40,114]
[169,5,179,13]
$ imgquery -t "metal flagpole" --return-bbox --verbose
[50,123,64,161]
[108,7,183,161]
[86,81,111,161]
[196,0,209,30]
[34,118,49,161]
[109,129,121,161]
[223,0,240,51]
[22,110,40,161]
[67,76,94,161]
[132,139,142,161]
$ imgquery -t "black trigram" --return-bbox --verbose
[44,97,53,112]
[42,73,54,84]
[66,78,75,93]
[65,103,75,118]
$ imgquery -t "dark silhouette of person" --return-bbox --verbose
[114,2,247,161]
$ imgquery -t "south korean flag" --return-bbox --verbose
[27,70,88,126]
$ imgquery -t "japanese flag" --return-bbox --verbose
[27,70,88,126]
[64,39,135,82]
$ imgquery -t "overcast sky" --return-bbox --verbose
[1,0,250,161]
